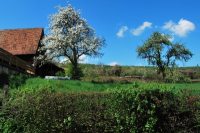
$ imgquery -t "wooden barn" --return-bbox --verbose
[0,47,35,74]
[0,28,64,76]
[0,28,43,63]
[35,63,65,77]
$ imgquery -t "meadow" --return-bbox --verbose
[18,77,200,95]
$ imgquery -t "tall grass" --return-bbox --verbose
[13,77,200,95]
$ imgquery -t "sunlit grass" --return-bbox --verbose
[15,77,200,95]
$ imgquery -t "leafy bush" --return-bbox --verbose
[0,88,112,133]
[165,69,191,83]
[55,71,66,77]
[90,76,131,84]
[111,89,199,133]
[65,63,83,79]
[9,73,30,89]
[0,88,199,133]
[106,65,122,77]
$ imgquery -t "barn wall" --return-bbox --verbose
[0,48,35,75]
[16,54,34,64]
[0,64,16,74]
[36,63,65,77]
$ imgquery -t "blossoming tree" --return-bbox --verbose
[36,5,105,79]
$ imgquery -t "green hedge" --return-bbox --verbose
[9,74,31,89]
[0,73,30,89]
[0,88,199,133]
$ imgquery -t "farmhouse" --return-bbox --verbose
[0,28,43,63]
[0,28,63,76]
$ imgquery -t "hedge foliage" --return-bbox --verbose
[0,88,199,133]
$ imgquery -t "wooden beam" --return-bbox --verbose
[0,48,35,74]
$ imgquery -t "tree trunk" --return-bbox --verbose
[160,67,166,80]
[161,71,166,80]
[71,59,82,80]
[157,66,166,80]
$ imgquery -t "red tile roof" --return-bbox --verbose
[0,28,43,55]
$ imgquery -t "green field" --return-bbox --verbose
[17,77,200,95]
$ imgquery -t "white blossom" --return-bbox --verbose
[35,5,105,66]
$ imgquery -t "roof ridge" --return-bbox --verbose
[0,27,43,31]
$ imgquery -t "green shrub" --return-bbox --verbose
[111,89,199,133]
[65,63,83,79]
[0,88,199,133]
[1,88,112,133]
[165,69,191,83]
[55,71,66,77]
[135,90,198,132]
[106,65,122,77]
[9,73,30,89]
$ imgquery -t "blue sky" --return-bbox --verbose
[0,0,200,66]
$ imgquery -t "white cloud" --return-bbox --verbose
[163,19,195,37]
[59,57,68,63]
[116,26,128,38]
[131,21,152,36]
[109,61,119,66]
[79,55,88,64]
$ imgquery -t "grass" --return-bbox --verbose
[15,77,200,95]
[17,77,130,92]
